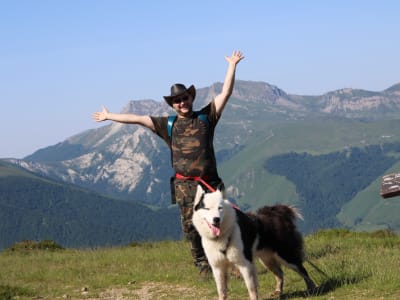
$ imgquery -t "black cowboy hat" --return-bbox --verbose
[163,83,196,106]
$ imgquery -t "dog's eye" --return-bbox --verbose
[218,206,223,211]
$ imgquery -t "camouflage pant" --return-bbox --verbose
[173,178,224,270]
[171,179,224,269]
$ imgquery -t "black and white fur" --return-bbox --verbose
[192,185,316,300]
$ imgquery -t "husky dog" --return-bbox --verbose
[192,185,316,300]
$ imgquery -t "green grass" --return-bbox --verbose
[1,230,400,299]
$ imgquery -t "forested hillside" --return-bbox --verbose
[265,142,400,232]
[0,162,180,250]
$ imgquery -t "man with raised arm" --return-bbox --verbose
[93,51,244,278]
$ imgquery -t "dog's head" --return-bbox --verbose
[193,185,227,238]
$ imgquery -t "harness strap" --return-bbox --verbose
[175,173,216,192]
[167,112,209,139]
[175,173,241,211]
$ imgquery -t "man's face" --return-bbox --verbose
[172,93,193,117]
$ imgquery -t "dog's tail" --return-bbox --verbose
[288,205,304,221]
[257,205,303,221]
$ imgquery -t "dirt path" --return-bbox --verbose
[84,281,208,300]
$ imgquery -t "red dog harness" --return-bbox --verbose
[175,173,241,211]
[175,173,216,192]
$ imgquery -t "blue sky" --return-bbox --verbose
[1,0,399,158]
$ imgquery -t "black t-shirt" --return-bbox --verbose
[150,102,220,181]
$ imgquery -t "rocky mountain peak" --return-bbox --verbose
[385,82,400,95]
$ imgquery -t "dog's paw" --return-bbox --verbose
[268,290,282,298]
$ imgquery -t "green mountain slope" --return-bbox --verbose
[338,161,400,231]
[218,118,400,233]
[264,143,399,232]
[0,161,180,250]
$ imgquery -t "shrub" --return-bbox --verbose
[6,240,64,252]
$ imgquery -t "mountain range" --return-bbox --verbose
[2,80,400,248]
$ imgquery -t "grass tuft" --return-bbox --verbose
[0,285,34,300]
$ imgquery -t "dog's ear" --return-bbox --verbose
[216,187,225,199]
[194,184,205,209]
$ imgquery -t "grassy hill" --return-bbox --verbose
[219,117,400,200]
[338,160,400,231]
[1,230,399,299]
[218,117,400,232]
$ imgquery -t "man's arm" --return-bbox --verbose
[214,50,244,116]
[92,106,155,131]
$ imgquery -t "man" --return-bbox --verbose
[93,50,244,277]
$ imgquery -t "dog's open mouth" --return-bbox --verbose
[205,219,221,237]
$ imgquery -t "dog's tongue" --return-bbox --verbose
[210,223,221,237]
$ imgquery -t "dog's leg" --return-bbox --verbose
[211,265,228,300]
[258,254,283,296]
[237,262,258,300]
[285,262,316,291]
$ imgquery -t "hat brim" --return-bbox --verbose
[164,85,196,106]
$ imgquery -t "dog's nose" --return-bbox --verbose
[213,217,220,225]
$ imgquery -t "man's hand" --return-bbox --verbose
[92,106,109,122]
[225,50,244,65]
